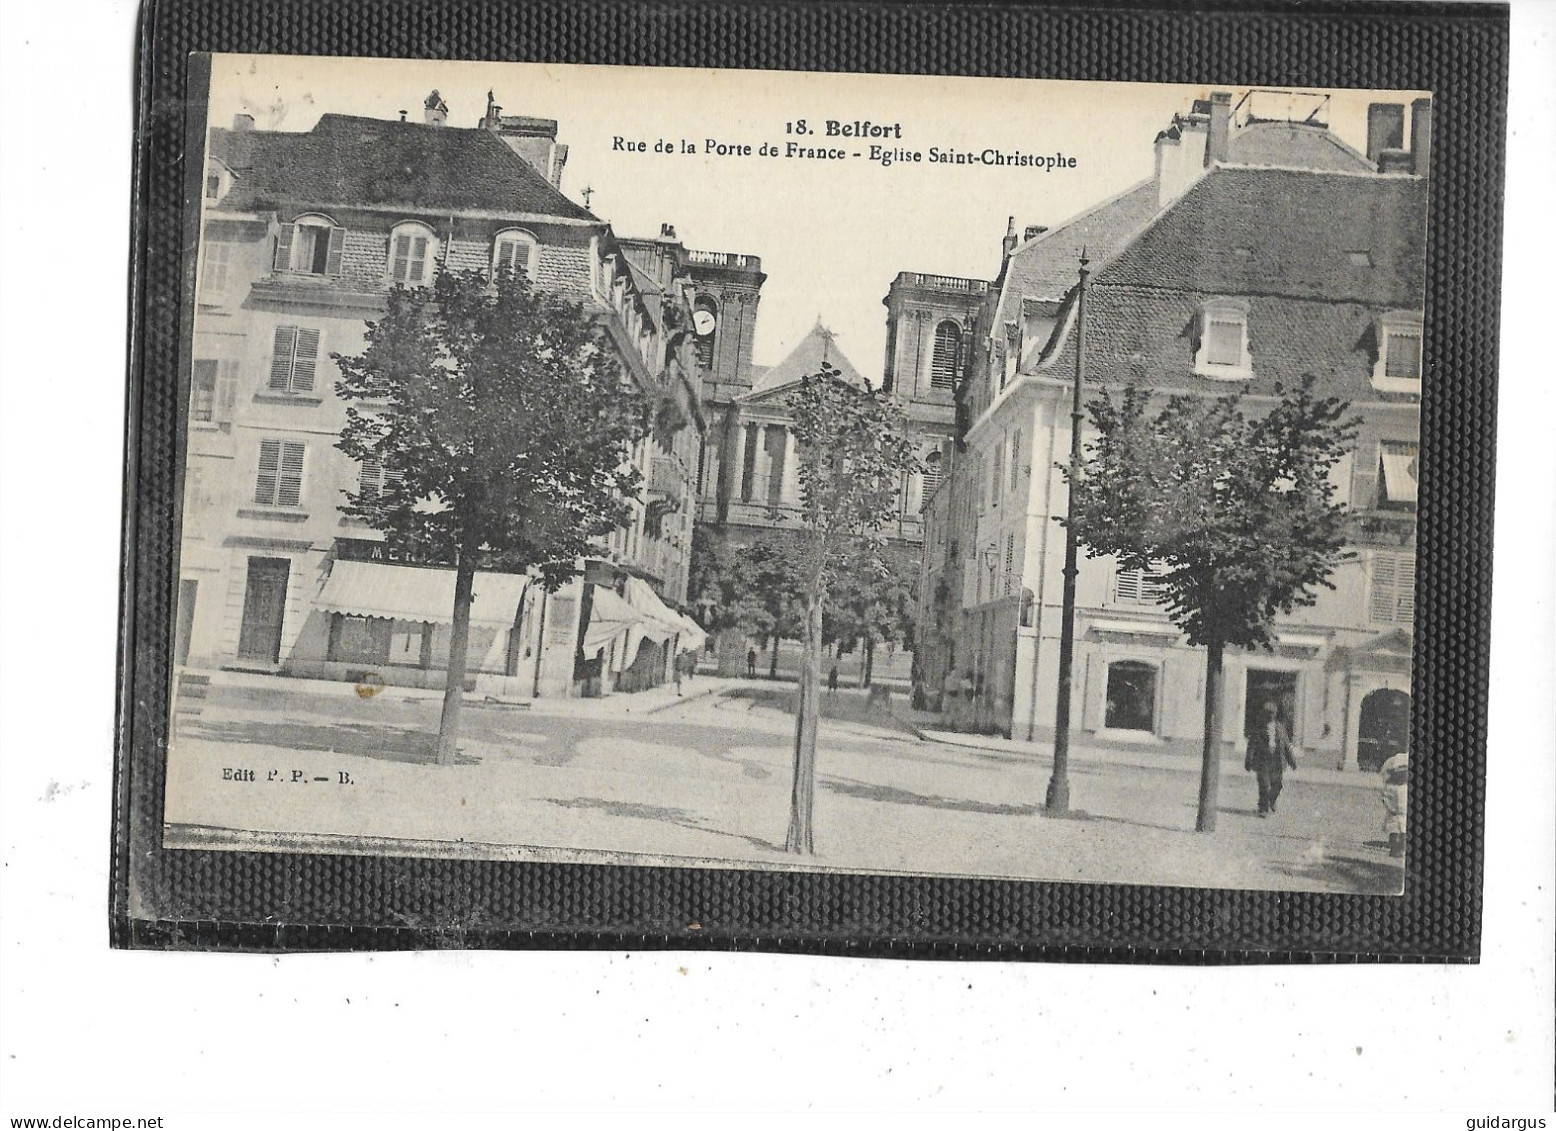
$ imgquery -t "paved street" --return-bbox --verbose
[165,674,1403,894]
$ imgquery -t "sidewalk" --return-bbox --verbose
[198,667,728,720]
[902,716,1373,790]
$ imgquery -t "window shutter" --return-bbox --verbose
[255,439,281,505]
[391,234,410,282]
[269,327,298,390]
[1004,533,1015,595]
[215,360,239,422]
[1385,330,1422,380]
[410,236,428,284]
[292,328,320,392]
[325,227,346,276]
[1351,441,1379,510]
[190,360,218,422]
[277,442,306,507]
[1010,430,1021,489]
[274,225,294,272]
[358,458,381,503]
[495,239,519,277]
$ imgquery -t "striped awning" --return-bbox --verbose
[315,560,527,627]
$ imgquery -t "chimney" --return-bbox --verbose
[483,90,502,130]
[1409,96,1433,179]
[659,222,679,241]
[423,89,448,127]
[231,113,255,133]
[1023,225,1048,242]
[1205,90,1232,166]
[1002,216,1018,260]
[398,110,408,123]
[1366,103,1405,166]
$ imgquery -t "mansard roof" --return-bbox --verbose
[210,114,598,221]
[1036,166,1428,403]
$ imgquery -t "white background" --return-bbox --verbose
[1,1,1551,1124]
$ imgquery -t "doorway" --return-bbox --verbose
[1245,669,1298,742]
[237,557,290,664]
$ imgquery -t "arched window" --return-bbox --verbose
[388,221,438,287]
[276,213,343,277]
[491,228,539,281]
[692,295,719,370]
[930,321,961,390]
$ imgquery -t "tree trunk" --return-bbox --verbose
[769,639,780,680]
[436,547,478,766]
[863,635,875,688]
[786,592,824,854]
[1195,638,1226,832]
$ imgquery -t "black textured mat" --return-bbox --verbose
[113,0,1506,960]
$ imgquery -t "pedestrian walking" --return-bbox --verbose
[674,652,685,696]
[746,647,757,678]
[1379,750,1408,858]
[682,651,695,684]
[1244,701,1298,816]
[828,663,839,699]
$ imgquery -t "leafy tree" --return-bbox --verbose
[334,269,648,764]
[784,365,920,853]
[826,545,920,686]
[1064,377,1358,831]
[687,528,805,674]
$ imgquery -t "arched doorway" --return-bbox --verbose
[1357,688,1410,771]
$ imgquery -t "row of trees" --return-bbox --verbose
[330,265,1361,848]
[687,527,918,684]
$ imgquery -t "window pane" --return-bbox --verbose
[191,360,218,422]
[1105,662,1157,731]
[1205,318,1242,366]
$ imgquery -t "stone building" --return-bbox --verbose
[179,94,706,698]
[915,90,1427,770]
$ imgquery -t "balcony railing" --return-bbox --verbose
[894,272,989,293]
[686,250,762,270]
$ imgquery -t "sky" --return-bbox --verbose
[207,56,1424,375]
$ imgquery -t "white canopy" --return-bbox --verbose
[315,560,527,627]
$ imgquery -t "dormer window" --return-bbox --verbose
[491,229,539,282]
[1193,298,1253,380]
[276,214,344,277]
[388,221,438,287]
[1373,311,1423,392]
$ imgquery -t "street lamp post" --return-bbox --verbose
[1046,250,1089,816]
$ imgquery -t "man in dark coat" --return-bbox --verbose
[1245,701,1297,816]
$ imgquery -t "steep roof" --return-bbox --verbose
[744,321,869,399]
[992,179,1160,325]
[210,114,598,221]
[1097,167,1427,305]
[1037,166,1428,402]
[1225,120,1374,173]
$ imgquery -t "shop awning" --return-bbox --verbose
[315,560,527,628]
[582,585,642,653]
[675,612,709,651]
[623,576,686,644]
[1379,446,1418,505]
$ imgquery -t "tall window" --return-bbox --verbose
[276,215,344,276]
[930,321,961,390]
[201,242,233,296]
[389,221,437,286]
[1369,551,1417,626]
[268,326,321,393]
[921,449,943,501]
[1009,429,1022,490]
[492,229,538,280]
[254,439,306,507]
[191,360,219,423]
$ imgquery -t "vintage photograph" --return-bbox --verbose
[165,56,1427,894]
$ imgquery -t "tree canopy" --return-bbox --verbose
[1064,377,1358,830]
